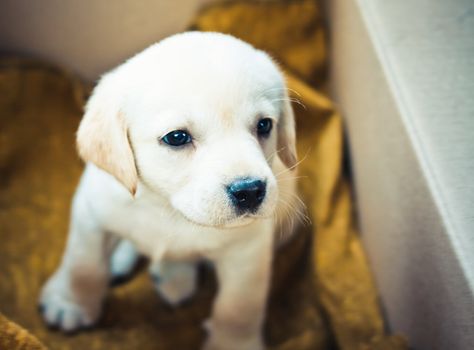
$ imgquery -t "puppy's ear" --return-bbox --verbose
[277,95,298,169]
[76,75,138,195]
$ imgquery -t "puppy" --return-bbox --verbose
[39,32,300,350]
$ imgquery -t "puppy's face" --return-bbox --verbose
[131,75,282,228]
[77,32,296,228]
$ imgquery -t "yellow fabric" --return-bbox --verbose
[0,313,46,350]
[0,1,407,349]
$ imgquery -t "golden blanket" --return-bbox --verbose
[0,1,407,349]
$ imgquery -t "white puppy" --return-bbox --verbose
[39,32,300,350]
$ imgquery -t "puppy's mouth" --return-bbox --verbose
[169,185,277,229]
[218,213,268,229]
[178,209,268,229]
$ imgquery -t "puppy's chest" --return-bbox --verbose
[105,200,229,261]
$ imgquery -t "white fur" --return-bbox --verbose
[39,32,300,350]
[110,239,140,280]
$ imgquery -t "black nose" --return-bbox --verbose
[227,178,266,213]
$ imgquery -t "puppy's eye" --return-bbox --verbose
[257,118,273,137]
[161,130,192,147]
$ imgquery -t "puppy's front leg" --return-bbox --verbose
[39,195,116,332]
[204,225,273,350]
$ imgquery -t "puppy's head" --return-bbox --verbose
[77,32,296,228]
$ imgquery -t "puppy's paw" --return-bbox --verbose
[149,261,197,307]
[109,239,141,285]
[39,273,102,333]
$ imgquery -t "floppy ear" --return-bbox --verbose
[76,76,138,195]
[277,95,298,169]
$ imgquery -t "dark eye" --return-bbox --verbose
[162,130,192,147]
[257,118,273,137]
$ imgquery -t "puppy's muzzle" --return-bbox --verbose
[227,178,266,214]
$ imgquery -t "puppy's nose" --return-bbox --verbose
[227,178,266,213]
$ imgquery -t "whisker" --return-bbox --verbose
[285,87,302,97]
[277,189,312,226]
[279,189,307,206]
[274,148,311,177]
[276,198,294,239]
[270,97,307,110]
[258,86,302,98]
[272,201,285,240]
[265,146,286,163]
[277,192,311,230]
[276,175,308,181]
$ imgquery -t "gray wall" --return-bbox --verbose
[0,0,213,80]
[328,0,474,349]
